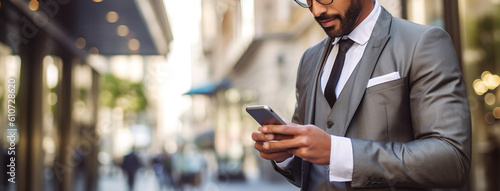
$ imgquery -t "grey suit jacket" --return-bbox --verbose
[273,7,471,191]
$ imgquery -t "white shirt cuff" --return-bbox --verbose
[329,135,353,182]
[275,155,294,170]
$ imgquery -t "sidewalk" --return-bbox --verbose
[215,181,299,191]
[98,169,160,191]
[98,169,299,191]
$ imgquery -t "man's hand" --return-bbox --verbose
[258,123,331,165]
[252,130,293,162]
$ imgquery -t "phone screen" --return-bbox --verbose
[246,105,286,125]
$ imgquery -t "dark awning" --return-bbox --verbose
[74,0,173,55]
[1,0,172,56]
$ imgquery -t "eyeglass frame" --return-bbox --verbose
[294,0,334,8]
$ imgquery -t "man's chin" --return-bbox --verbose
[323,26,343,38]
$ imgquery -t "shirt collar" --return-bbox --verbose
[334,0,381,46]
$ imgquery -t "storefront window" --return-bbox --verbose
[406,0,444,28]
[460,0,500,190]
[41,55,62,191]
[0,42,21,191]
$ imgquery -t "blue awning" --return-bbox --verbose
[184,78,231,95]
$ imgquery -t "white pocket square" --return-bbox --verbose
[367,72,401,88]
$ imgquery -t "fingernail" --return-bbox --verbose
[263,142,269,149]
[265,134,273,140]
[263,126,268,132]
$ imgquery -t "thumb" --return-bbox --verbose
[283,119,297,126]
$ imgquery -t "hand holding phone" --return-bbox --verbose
[247,105,294,162]
[246,105,286,126]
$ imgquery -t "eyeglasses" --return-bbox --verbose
[294,0,334,8]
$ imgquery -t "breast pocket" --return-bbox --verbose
[349,78,413,142]
[366,78,405,95]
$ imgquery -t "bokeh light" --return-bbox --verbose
[128,39,140,51]
[106,11,119,23]
[117,25,129,37]
[76,37,86,49]
[493,107,500,119]
[485,112,495,124]
[485,93,496,105]
[474,79,488,95]
[29,0,39,11]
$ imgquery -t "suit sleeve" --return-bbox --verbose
[270,46,319,188]
[350,27,471,188]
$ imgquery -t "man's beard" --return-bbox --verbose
[316,0,363,37]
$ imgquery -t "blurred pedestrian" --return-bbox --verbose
[173,143,205,190]
[121,148,142,191]
[152,150,175,190]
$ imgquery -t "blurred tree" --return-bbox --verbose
[467,4,500,70]
[99,73,148,112]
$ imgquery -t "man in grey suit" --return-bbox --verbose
[252,0,471,190]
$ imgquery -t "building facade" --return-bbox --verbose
[0,0,172,191]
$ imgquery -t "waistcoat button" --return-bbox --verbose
[326,121,334,129]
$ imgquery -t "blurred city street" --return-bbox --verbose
[97,169,298,191]
[1,0,500,190]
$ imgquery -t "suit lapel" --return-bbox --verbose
[330,8,393,136]
[304,37,334,125]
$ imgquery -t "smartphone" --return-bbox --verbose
[246,105,286,126]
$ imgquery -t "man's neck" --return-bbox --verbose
[352,0,375,31]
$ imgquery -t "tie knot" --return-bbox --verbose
[338,38,354,53]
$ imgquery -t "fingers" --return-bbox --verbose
[254,141,287,153]
[273,134,294,140]
[253,124,332,165]
[287,148,304,159]
[259,124,305,136]
[263,138,307,150]
[254,138,307,153]
[252,131,274,142]
[251,131,293,142]
[254,141,293,161]
[258,151,293,162]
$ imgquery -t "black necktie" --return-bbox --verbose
[325,38,355,107]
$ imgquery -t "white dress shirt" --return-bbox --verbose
[276,1,381,182]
